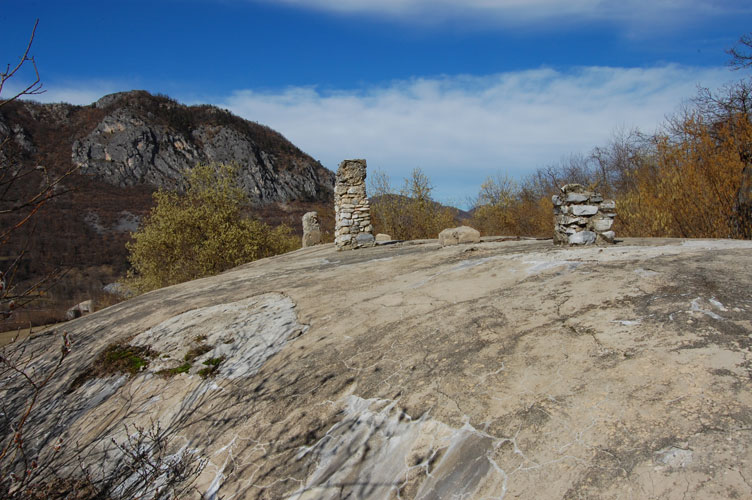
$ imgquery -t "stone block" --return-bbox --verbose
[566,192,590,203]
[598,231,615,243]
[568,231,596,245]
[561,183,585,193]
[571,205,599,216]
[302,211,321,248]
[355,233,375,247]
[592,217,613,232]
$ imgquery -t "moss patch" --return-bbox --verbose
[99,344,156,376]
[156,362,192,377]
[198,356,225,378]
[69,343,157,391]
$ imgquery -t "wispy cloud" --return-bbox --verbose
[20,65,736,203]
[221,65,733,201]
[9,81,124,107]
[263,0,749,28]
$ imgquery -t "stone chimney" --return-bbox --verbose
[334,159,374,250]
[552,184,616,245]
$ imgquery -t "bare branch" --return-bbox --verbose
[727,33,752,70]
[0,19,45,108]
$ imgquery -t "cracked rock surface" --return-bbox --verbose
[3,237,752,499]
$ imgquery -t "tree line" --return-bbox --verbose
[463,37,752,240]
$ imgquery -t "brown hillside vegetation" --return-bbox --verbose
[467,77,752,240]
[369,168,462,240]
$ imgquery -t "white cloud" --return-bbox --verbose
[220,65,733,202]
[10,81,124,106]
[262,0,748,27]
[16,65,736,204]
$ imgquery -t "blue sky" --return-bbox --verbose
[3,0,752,205]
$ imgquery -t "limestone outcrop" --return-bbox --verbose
[71,92,335,205]
[334,159,373,250]
[553,184,616,245]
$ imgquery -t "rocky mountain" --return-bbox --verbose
[2,237,752,499]
[0,90,335,328]
[70,91,333,204]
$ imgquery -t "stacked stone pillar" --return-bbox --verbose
[553,184,616,245]
[334,159,374,250]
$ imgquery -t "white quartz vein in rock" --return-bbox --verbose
[290,395,508,500]
[132,293,307,379]
[690,297,724,321]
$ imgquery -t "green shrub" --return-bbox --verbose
[126,163,299,293]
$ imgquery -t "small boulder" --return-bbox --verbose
[66,300,93,321]
[375,233,392,242]
[438,226,481,247]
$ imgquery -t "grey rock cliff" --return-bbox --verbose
[70,91,334,204]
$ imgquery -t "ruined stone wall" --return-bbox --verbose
[553,184,616,245]
[334,159,374,250]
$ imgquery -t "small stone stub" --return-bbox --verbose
[302,211,322,248]
[553,184,616,246]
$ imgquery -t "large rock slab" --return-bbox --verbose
[3,238,752,499]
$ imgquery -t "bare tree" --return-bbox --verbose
[0,20,44,107]
[727,32,752,70]
[0,20,79,325]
